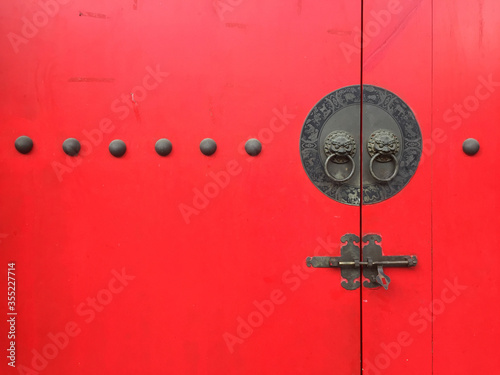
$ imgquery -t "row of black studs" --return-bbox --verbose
[13,136,263,157]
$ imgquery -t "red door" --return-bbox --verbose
[1,1,362,374]
[361,1,432,373]
[431,0,500,373]
[361,0,500,374]
[1,1,499,374]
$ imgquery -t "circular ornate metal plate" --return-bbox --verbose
[300,85,422,205]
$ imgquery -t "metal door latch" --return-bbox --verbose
[306,234,417,290]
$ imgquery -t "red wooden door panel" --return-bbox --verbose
[433,0,500,373]
[361,1,432,374]
[0,1,362,374]
[2,1,497,374]
[360,0,500,374]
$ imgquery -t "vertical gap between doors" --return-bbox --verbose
[430,0,434,373]
[359,0,364,374]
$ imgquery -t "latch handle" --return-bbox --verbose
[376,266,391,290]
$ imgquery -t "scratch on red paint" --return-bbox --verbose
[363,0,422,68]
[225,23,247,29]
[133,0,138,10]
[68,77,115,82]
[133,105,141,123]
[131,93,141,123]
[327,29,353,36]
[78,11,109,19]
[478,0,483,45]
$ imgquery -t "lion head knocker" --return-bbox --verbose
[367,130,400,182]
[367,130,400,162]
[323,131,357,182]
[324,131,357,163]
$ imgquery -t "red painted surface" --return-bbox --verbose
[1,0,498,374]
[361,1,433,374]
[432,0,500,373]
[0,1,361,374]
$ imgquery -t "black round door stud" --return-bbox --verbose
[200,138,217,156]
[300,85,422,205]
[109,140,127,157]
[62,138,81,156]
[462,138,480,156]
[155,138,173,156]
[15,136,33,154]
[245,138,262,156]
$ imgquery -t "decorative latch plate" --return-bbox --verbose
[306,234,417,290]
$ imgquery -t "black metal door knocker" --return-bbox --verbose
[300,85,422,205]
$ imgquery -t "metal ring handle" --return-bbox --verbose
[324,154,356,182]
[369,152,399,182]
